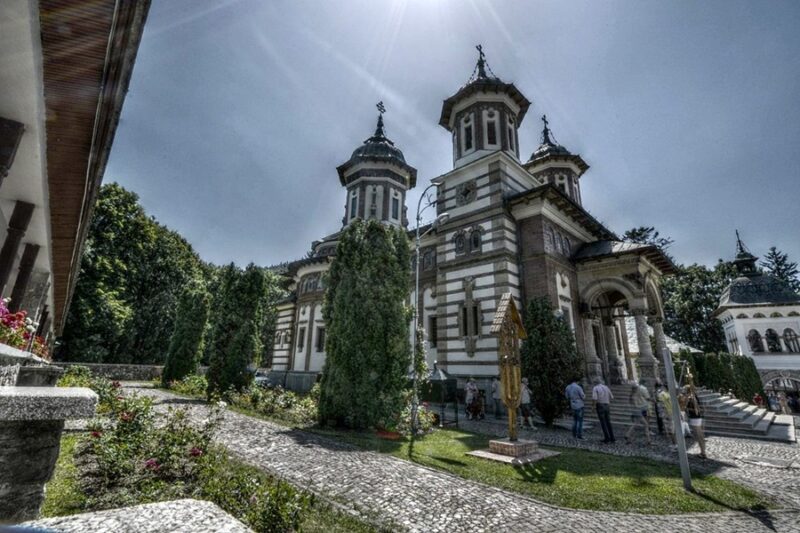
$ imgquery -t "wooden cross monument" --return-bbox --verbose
[490,293,527,441]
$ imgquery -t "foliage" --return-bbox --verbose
[61,183,205,364]
[760,246,800,293]
[40,434,86,517]
[206,264,274,397]
[660,261,737,353]
[311,427,772,514]
[319,220,412,429]
[168,374,209,397]
[57,365,95,388]
[520,297,583,426]
[623,226,675,251]
[162,283,211,386]
[678,352,764,400]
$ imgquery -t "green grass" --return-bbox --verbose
[41,434,86,517]
[42,433,380,532]
[309,427,773,515]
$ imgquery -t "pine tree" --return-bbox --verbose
[760,246,800,293]
[520,297,583,426]
[161,282,210,385]
[206,264,266,396]
[319,220,412,429]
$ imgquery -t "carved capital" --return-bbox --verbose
[630,308,648,317]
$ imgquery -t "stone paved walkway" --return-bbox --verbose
[127,384,800,533]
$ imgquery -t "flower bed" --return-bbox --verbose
[0,298,48,360]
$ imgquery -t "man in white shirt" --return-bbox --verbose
[592,377,615,443]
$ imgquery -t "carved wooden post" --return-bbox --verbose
[490,293,527,442]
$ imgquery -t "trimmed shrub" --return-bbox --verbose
[162,283,210,386]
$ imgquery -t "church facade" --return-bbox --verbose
[270,51,675,391]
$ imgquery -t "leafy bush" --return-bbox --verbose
[169,374,209,397]
[58,365,95,388]
[676,352,764,401]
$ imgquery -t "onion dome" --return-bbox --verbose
[337,112,417,187]
[526,115,589,173]
[439,45,530,131]
[718,232,800,308]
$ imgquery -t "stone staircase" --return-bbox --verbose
[583,383,795,442]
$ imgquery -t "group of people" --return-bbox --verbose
[754,391,798,414]
[464,376,710,458]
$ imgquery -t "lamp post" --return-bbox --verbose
[411,182,449,436]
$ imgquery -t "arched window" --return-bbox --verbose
[747,329,764,353]
[736,313,749,319]
[789,311,800,317]
[454,233,466,255]
[770,312,784,318]
[784,329,800,353]
[765,329,782,352]
[753,313,766,318]
[461,115,474,153]
[485,110,498,146]
[470,229,482,252]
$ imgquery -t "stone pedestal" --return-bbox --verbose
[489,438,537,457]
[467,437,560,465]
[0,386,97,522]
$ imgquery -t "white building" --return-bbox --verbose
[715,235,800,390]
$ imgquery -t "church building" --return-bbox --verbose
[270,49,675,392]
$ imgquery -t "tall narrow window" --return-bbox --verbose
[507,117,515,152]
[471,304,480,337]
[461,307,468,336]
[349,192,358,220]
[487,117,497,145]
[316,327,326,353]
[747,329,763,353]
[297,327,306,351]
[391,195,400,220]
[464,124,473,151]
[428,316,438,348]
[784,328,800,352]
[766,329,782,352]
[470,230,481,253]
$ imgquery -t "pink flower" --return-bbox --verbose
[119,412,133,422]
[189,447,203,457]
[91,431,102,438]
[112,381,122,389]
[144,458,160,471]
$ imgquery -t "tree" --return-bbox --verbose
[161,282,210,385]
[61,183,204,363]
[520,297,583,426]
[760,246,800,293]
[661,261,737,353]
[206,264,267,397]
[623,226,674,250]
[318,220,411,429]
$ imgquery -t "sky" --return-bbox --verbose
[106,0,800,268]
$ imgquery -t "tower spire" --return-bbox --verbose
[476,44,487,78]
[733,230,758,276]
[541,114,553,145]
[374,101,386,138]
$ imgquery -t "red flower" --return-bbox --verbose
[119,411,133,422]
[189,447,203,457]
[112,381,121,389]
[144,458,160,471]
[91,431,102,438]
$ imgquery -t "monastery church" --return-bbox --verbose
[270,50,675,391]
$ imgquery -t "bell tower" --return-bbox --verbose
[336,103,417,228]
[439,46,531,169]
[524,115,589,206]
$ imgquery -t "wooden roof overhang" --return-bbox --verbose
[39,0,151,333]
[506,184,618,242]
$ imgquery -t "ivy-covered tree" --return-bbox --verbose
[661,261,737,353]
[520,297,583,426]
[161,282,210,385]
[206,264,267,397]
[61,183,204,363]
[760,246,800,293]
[319,220,411,429]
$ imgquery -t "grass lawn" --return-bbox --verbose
[309,427,773,515]
[42,433,381,533]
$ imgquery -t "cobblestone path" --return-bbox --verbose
[128,384,800,533]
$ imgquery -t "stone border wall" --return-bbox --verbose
[55,362,164,381]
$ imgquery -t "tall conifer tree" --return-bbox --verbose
[319,220,411,429]
[161,282,210,385]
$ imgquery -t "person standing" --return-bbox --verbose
[565,377,585,439]
[657,386,676,446]
[491,377,503,419]
[624,382,651,445]
[519,378,533,428]
[465,378,478,420]
[591,377,615,443]
[683,385,707,459]
[653,382,666,435]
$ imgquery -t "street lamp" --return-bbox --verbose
[411,182,449,436]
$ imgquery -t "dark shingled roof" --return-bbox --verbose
[573,240,677,274]
[717,275,800,308]
[336,115,417,187]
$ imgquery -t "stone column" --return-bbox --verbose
[603,319,623,384]
[582,313,602,379]
[35,306,49,337]
[9,243,40,312]
[650,317,670,385]
[0,201,35,295]
[632,308,658,389]
[779,336,789,353]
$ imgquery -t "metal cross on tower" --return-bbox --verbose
[376,101,386,115]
